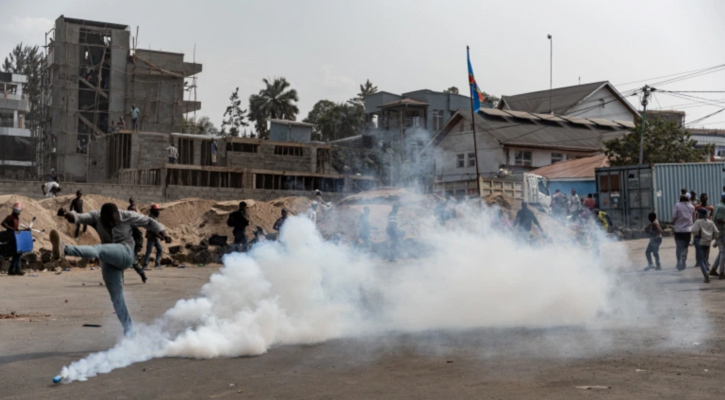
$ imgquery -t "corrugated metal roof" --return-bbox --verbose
[379,98,428,108]
[532,113,566,122]
[268,118,314,127]
[504,110,540,120]
[588,118,623,128]
[530,154,609,179]
[479,108,511,117]
[499,82,606,114]
[617,120,635,129]
[560,115,595,126]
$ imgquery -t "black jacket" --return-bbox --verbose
[227,210,249,233]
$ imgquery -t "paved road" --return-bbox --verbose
[1,238,724,399]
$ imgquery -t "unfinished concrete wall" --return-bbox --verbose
[127,50,187,133]
[226,143,315,173]
[0,180,344,204]
[86,134,108,182]
[132,131,169,170]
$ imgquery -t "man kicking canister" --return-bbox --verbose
[50,203,172,336]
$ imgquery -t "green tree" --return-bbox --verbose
[220,87,248,137]
[443,86,459,94]
[182,115,219,135]
[357,79,377,101]
[2,43,43,128]
[304,99,364,141]
[604,117,713,166]
[303,100,336,139]
[248,77,299,138]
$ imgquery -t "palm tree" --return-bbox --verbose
[357,79,377,101]
[248,77,299,137]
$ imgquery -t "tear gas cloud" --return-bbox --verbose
[59,206,708,382]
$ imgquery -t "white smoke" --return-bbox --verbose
[58,210,708,382]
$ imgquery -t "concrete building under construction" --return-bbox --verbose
[42,15,201,182]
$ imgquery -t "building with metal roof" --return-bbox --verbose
[529,154,610,197]
[498,81,639,122]
[422,109,631,196]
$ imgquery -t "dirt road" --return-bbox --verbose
[1,238,724,399]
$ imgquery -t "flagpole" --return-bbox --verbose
[467,46,483,202]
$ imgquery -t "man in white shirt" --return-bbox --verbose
[569,189,581,215]
[42,178,61,198]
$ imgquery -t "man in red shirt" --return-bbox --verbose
[695,193,714,220]
[1,203,24,276]
[583,193,597,209]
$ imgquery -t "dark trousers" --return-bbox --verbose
[694,237,710,277]
[169,157,177,164]
[674,232,692,269]
[645,237,662,267]
[233,230,248,252]
[132,118,137,130]
[74,224,87,238]
[10,254,21,273]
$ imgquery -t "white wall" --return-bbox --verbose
[432,121,504,181]
[568,86,636,122]
[508,147,592,168]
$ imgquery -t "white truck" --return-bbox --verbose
[478,173,551,211]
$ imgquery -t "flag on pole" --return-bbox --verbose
[467,52,486,113]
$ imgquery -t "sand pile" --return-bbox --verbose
[1,189,578,271]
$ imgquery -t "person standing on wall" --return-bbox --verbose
[130,104,140,131]
[165,143,179,164]
[69,190,87,240]
[211,140,218,166]
[227,202,250,252]
[672,194,695,271]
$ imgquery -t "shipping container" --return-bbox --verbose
[596,163,725,228]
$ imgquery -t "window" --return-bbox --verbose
[551,153,563,163]
[0,111,13,128]
[432,110,444,131]
[226,142,258,153]
[274,146,304,156]
[514,151,532,167]
[457,153,465,168]
[467,152,476,167]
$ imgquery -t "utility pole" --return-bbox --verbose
[547,34,553,114]
[638,85,652,165]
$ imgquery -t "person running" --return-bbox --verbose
[305,201,319,224]
[711,193,725,279]
[569,189,581,215]
[51,203,172,336]
[692,207,718,283]
[695,193,714,220]
[2,203,25,276]
[672,194,695,271]
[643,212,662,271]
[273,209,288,238]
[227,202,249,252]
[513,201,544,239]
[359,206,372,248]
[583,193,597,209]
[386,204,401,261]
[42,177,61,198]
[142,204,164,270]
[69,190,87,239]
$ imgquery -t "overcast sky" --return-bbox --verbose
[3,0,725,129]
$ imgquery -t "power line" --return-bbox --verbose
[616,63,725,87]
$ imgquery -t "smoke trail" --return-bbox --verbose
[57,209,703,382]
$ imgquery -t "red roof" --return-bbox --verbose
[529,154,609,179]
